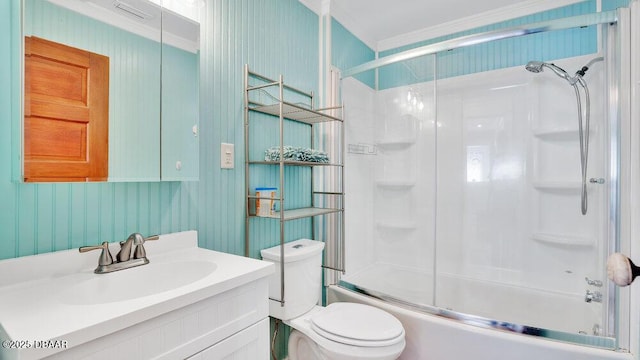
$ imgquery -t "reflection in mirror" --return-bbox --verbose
[160,1,200,181]
[24,0,161,182]
[24,35,110,182]
[23,0,201,182]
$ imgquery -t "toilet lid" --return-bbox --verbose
[310,303,404,347]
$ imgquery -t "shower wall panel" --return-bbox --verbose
[343,77,377,275]
[374,82,435,271]
[342,57,437,306]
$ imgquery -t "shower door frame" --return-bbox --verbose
[337,8,631,351]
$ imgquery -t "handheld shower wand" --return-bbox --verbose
[525,61,572,81]
[525,57,603,215]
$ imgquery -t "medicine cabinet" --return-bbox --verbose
[16,0,200,182]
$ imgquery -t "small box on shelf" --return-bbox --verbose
[255,187,278,217]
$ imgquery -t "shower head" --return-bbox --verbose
[525,61,571,81]
[525,61,544,73]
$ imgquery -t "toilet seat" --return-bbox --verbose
[286,304,406,360]
[310,303,405,347]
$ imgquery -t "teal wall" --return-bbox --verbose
[331,18,376,88]
[602,0,631,11]
[1,0,319,266]
[198,0,319,258]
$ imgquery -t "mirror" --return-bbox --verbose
[160,2,200,181]
[22,0,200,182]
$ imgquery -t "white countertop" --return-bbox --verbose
[0,231,274,359]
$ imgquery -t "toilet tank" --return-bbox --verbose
[260,239,325,321]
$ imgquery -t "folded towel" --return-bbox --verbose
[265,146,329,163]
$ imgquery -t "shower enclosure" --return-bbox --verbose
[336,9,628,350]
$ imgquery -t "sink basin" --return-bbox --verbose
[63,260,217,304]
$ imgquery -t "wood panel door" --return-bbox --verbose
[24,36,109,182]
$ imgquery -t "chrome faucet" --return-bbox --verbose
[117,233,148,262]
[585,289,603,303]
[79,233,159,274]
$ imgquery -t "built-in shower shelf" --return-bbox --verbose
[376,180,416,189]
[376,138,416,150]
[376,221,417,231]
[531,232,594,247]
[532,128,583,141]
[532,181,582,192]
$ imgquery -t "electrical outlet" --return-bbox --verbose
[221,143,234,169]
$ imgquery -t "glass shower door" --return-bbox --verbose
[434,54,610,336]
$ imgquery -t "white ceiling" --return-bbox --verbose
[321,0,581,51]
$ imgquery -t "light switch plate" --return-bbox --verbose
[221,143,234,169]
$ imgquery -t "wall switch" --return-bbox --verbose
[221,143,234,169]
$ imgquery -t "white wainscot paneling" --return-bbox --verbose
[46,280,269,360]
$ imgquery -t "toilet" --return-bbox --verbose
[261,239,405,360]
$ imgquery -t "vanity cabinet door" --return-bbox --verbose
[24,36,108,182]
[187,318,270,360]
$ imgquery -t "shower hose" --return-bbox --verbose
[574,78,590,216]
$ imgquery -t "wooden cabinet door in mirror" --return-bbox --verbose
[24,36,109,182]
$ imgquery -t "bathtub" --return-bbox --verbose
[327,285,632,360]
[340,263,603,336]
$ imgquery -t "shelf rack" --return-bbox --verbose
[243,65,345,306]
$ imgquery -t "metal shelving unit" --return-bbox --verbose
[243,65,345,306]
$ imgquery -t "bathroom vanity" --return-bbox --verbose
[0,231,274,360]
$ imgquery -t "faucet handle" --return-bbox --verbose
[145,235,160,241]
[79,242,113,266]
[133,235,160,260]
[133,243,147,259]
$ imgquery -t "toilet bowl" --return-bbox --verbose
[287,303,405,360]
[261,239,405,360]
